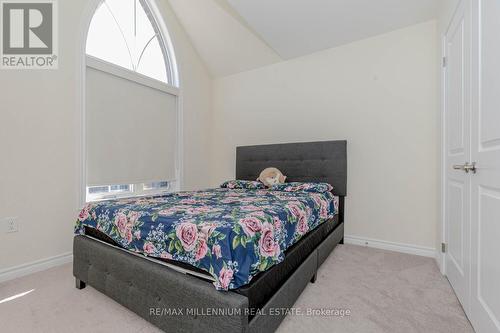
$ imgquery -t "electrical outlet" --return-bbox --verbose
[3,217,19,233]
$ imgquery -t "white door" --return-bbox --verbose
[444,0,471,314]
[469,0,500,332]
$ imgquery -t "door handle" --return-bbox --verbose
[453,162,477,174]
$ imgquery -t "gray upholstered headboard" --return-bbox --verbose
[236,140,347,196]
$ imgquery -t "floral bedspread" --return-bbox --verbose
[75,188,336,290]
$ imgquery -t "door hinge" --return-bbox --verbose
[442,57,447,67]
[441,242,447,253]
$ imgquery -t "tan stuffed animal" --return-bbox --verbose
[257,167,287,187]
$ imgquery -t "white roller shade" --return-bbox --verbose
[86,66,178,186]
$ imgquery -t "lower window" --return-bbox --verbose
[143,181,170,191]
[86,180,174,202]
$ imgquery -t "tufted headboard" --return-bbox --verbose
[236,140,347,197]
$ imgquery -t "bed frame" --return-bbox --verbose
[73,140,347,333]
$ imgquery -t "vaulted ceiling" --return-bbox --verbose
[168,0,281,77]
[167,0,438,77]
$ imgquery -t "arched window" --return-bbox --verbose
[86,0,177,85]
[84,0,180,202]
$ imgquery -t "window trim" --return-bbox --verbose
[86,55,179,96]
[78,0,183,209]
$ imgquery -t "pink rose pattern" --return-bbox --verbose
[111,211,143,245]
[74,185,336,290]
[212,244,222,259]
[195,235,209,261]
[217,267,234,290]
[176,222,199,251]
[238,217,262,237]
[259,222,280,258]
[143,242,156,254]
[160,251,173,259]
[78,203,94,221]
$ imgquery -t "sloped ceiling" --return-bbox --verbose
[168,0,281,78]
[168,0,437,77]
[227,0,438,59]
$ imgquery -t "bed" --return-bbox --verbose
[73,140,347,333]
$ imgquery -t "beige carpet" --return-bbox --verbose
[0,244,474,333]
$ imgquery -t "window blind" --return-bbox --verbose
[86,66,178,186]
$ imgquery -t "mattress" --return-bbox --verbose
[83,214,340,311]
[234,214,340,310]
[75,187,337,290]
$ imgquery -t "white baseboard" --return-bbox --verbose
[436,251,446,275]
[0,252,73,284]
[344,235,436,258]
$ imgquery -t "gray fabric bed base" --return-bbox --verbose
[73,222,344,333]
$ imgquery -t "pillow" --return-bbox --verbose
[270,182,333,193]
[220,180,266,190]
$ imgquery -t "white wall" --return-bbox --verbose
[0,0,212,272]
[211,21,439,249]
